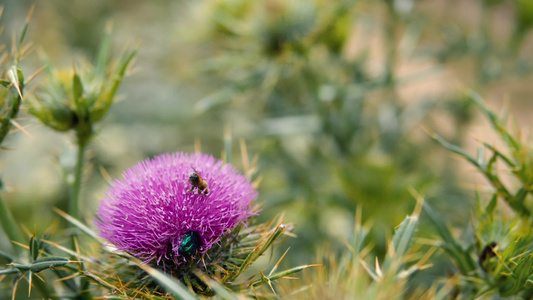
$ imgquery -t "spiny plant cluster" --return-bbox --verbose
[0,10,312,300]
[2,2,533,300]
[427,92,533,298]
[178,0,533,266]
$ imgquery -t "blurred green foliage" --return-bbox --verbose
[178,0,528,263]
[0,0,533,298]
[427,93,533,298]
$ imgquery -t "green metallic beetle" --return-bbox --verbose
[178,231,202,257]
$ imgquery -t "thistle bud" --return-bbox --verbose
[28,31,137,144]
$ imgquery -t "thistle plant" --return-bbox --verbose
[280,199,446,299]
[0,16,138,300]
[1,148,310,298]
[4,2,533,299]
[84,214,302,298]
[95,152,258,267]
[0,10,310,297]
[0,8,33,253]
[91,151,311,297]
[426,92,533,298]
[0,10,74,299]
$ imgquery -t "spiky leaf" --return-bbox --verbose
[12,257,69,273]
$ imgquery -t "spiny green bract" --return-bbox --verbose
[27,26,137,145]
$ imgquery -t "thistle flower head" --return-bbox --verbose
[95,152,258,265]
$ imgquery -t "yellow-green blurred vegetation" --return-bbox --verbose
[2,0,533,298]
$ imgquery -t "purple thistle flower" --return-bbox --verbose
[95,152,258,265]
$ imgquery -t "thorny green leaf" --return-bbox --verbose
[430,132,479,168]
[423,202,477,274]
[392,215,418,259]
[482,142,515,169]
[29,235,39,261]
[249,264,316,288]
[11,257,70,273]
[0,266,19,275]
[486,194,498,215]
[16,7,33,58]
[72,72,84,105]
[95,22,112,78]
[469,90,521,152]
[226,223,286,282]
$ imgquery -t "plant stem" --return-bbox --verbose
[0,85,24,250]
[69,138,87,221]
[0,194,25,255]
[68,138,94,300]
[0,71,25,255]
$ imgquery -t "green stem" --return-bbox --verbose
[0,73,25,255]
[0,103,24,250]
[69,138,87,221]
[0,193,25,255]
[68,138,94,300]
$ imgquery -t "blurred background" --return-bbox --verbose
[1,0,533,285]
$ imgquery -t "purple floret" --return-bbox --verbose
[95,152,258,264]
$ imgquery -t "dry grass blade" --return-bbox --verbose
[9,119,31,138]
[269,247,290,277]
[53,208,103,242]
[84,271,120,291]
[132,259,198,300]
[195,272,239,300]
